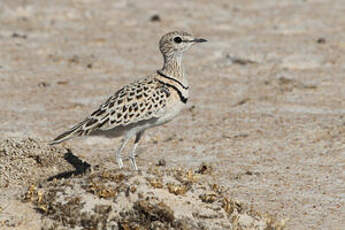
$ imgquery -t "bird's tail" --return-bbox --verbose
[49,120,89,145]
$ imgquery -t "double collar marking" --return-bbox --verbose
[157,70,189,90]
[156,71,189,104]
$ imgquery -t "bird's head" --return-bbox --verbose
[159,31,207,58]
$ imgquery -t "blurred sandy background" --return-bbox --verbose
[0,0,345,229]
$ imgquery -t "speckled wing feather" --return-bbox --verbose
[49,77,170,144]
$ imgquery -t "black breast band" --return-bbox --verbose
[157,70,189,90]
[156,79,188,104]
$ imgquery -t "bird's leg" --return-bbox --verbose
[116,136,131,169]
[129,131,144,170]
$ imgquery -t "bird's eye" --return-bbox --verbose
[173,37,182,43]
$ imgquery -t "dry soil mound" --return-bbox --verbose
[1,137,285,229]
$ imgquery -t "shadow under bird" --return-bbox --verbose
[50,31,207,170]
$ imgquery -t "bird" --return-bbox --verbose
[49,31,207,170]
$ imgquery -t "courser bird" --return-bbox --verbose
[50,31,207,170]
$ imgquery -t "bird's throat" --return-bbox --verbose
[161,54,185,83]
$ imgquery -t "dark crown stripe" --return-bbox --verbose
[157,70,189,90]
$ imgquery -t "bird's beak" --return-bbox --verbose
[191,38,207,43]
[184,38,208,43]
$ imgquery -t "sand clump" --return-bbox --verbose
[0,137,74,188]
[25,167,286,229]
[0,137,286,229]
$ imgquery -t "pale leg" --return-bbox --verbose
[129,131,144,170]
[116,136,131,169]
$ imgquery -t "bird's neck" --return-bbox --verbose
[160,54,187,85]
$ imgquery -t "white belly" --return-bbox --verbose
[154,100,186,126]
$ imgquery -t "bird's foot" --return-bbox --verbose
[129,156,138,171]
[117,157,124,169]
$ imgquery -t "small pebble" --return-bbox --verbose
[317,37,326,44]
[157,159,166,167]
[150,14,161,22]
[12,32,27,39]
[38,82,50,88]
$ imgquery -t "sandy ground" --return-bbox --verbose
[0,0,345,229]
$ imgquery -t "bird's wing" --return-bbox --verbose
[90,77,170,130]
[50,77,170,144]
